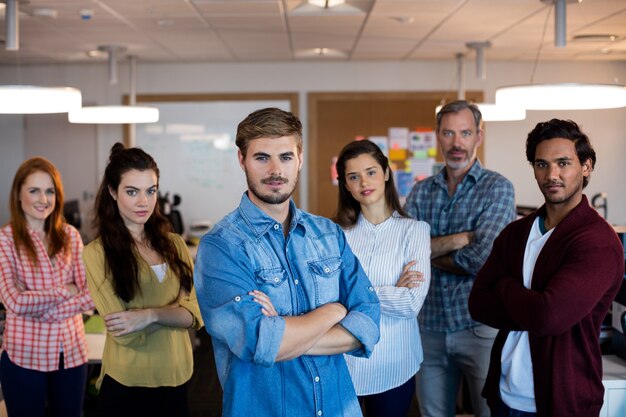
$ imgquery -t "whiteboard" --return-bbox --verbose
[136,99,292,232]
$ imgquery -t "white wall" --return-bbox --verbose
[0,115,24,224]
[1,60,625,225]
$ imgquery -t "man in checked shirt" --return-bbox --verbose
[404,100,516,417]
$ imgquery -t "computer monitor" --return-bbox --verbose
[63,199,81,230]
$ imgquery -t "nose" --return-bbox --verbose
[451,133,463,147]
[547,164,560,180]
[268,158,282,176]
[38,192,48,204]
[138,192,149,206]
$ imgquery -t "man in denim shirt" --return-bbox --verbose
[404,101,515,417]
[194,108,381,417]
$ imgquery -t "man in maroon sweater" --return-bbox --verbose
[469,119,624,417]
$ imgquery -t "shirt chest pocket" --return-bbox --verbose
[255,267,293,315]
[307,257,342,307]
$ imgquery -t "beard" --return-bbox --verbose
[445,156,470,170]
[444,146,477,170]
[247,173,297,205]
[540,179,583,206]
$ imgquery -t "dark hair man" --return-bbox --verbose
[470,119,624,417]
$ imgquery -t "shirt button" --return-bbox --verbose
[273,224,280,230]
[314,376,320,382]
[317,411,322,416]
[294,279,299,285]
[274,277,280,283]
[234,296,241,302]
[368,286,374,291]
[323,267,330,273]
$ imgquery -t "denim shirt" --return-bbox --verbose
[194,193,380,417]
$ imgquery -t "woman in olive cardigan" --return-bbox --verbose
[84,143,203,417]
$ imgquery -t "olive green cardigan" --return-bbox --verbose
[84,233,203,389]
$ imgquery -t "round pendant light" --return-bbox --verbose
[496,83,626,110]
[68,105,159,124]
[0,85,82,114]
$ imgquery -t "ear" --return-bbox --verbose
[108,185,117,201]
[237,150,246,171]
[582,158,593,177]
[476,128,485,147]
[384,167,390,181]
[297,151,304,172]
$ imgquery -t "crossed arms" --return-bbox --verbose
[195,232,380,367]
[250,290,360,361]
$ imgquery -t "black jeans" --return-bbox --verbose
[96,374,190,417]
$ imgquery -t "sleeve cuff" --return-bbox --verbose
[339,310,379,358]
[254,316,286,367]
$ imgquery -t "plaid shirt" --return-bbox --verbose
[404,161,515,332]
[0,224,94,371]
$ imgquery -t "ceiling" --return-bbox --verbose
[0,0,625,65]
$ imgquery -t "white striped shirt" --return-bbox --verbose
[343,211,431,395]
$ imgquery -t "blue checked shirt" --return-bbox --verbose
[404,161,515,332]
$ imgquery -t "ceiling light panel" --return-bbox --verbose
[0,0,625,64]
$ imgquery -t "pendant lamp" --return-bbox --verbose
[494,0,626,111]
[496,83,626,111]
[440,53,526,122]
[0,0,82,114]
[0,86,82,114]
[68,105,158,124]
[68,50,159,124]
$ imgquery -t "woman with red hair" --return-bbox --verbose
[0,156,94,417]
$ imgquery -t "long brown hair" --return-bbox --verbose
[333,140,408,228]
[9,157,68,264]
[93,143,192,302]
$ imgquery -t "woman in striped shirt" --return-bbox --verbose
[0,157,94,417]
[334,140,431,417]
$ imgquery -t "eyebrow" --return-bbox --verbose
[123,184,157,190]
[535,156,572,163]
[27,186,54,190]
[252,151,295,158]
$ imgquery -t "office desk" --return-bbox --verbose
[85,333,105,364]
[601,355,626,417]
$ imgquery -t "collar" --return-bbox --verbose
[357,210,400,229]
[238,192,303,237]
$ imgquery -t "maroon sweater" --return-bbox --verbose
[469,196,624,417]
